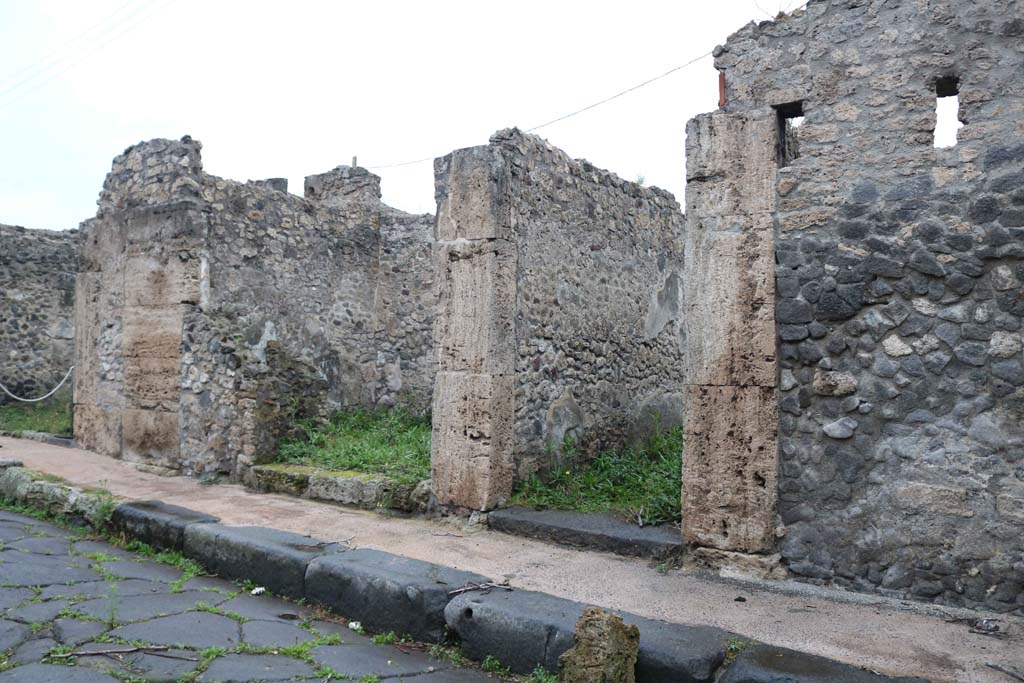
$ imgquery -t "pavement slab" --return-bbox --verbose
[39,578,171,601]
[72,641,200,682]
[5,535,71,555]
[51,617,110,646]
[199,653,316,682]
[312,642,450,679]
[73,590,227,623]
[240,619,320,648]
[109,612,241,649]
[6,436,1024,683]
[0,618,30,651]
[5,599,72,624]
[0,663,122,682]
[0,587,33,611]
[0,549,101,586]
[216,594,314,623]
[98,559,184,583]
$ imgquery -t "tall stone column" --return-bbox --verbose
[430,147,516,511]
[681,111,780,553]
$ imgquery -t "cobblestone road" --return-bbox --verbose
[0,510,495,682]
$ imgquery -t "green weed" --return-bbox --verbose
[0,397,72,435]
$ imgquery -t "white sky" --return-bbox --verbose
[0,0,807,230]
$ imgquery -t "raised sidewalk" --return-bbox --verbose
[2,436,1020,682]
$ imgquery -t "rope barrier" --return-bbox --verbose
[0,366,75,403]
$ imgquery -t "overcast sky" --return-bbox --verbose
[0,0,811,230]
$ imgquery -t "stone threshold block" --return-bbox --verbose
[488,507,683,560]
[183,524,342,599]
[250,464,430,513]
[719,644,928,683]
[305,548,492,643]
[445,588,735,683]
[111,500,219,552]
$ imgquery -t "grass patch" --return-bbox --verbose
[512,427,684,527]
[277,408,431,485]
[0,397,71,436]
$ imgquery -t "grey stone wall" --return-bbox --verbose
[0,225,78,406]
[432,129,685,510]
[708,0,1024,613]
[75,137,435,480]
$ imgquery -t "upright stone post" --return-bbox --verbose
[430,147,516,511]
[681,111,780,554]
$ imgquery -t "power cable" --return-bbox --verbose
[367,48,713,170]
[0,0,176,112]
[0,0,154,100]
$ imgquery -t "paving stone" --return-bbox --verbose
[0,619,30,652]
[9,637,57,665]
[199,653,315,682]
[305,548,490,642]
[111,500,219,552]
[0,587,33,611]
[445,589,731,682]
[73,641,200,682]
[307,619,375,645]
[179,575,237,593]
[718,644,927,683]
[74,590,225,623]
[312,643,448,679]
[488,507,683,559]
[5,599,71,624]
[52,618,110,645]
[109,612,241,649]
[0,526,28,543]
[0,663,121,682]
[7,536,72,555]
[241,619,319,648]
[98,559,183,583]
[402,671,500,683]
[0,551,101,586]
[40,579,170,601]
[184,524,340,599]
[215,594,313,623]
[71,540,135,560]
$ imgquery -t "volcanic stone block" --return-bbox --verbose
[487,507,683,559]
[445,589,732,683]
[560,607,640,683]
[111,500,219,551]
[183,524,340,598]
[124,253,200,308]
[431,371,514,510]
[121,408,179,468]
[684,112,778,217]
[682,385,779,553]
[435,145,511,241]
[683,213,776,387]
[71,404,122,459]
[434,238,516,374]
[305,548,492,642]
[718,644,927,683]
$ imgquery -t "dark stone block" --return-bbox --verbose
[777,299,813,324]
[111,501,219,552]
[864,254,904,277]
[305,548,491,643]
[719,644,928,683]
[488,507,683,559]
[0,663,122,682]
[183,524,339,598]
[780,325,810,341]
[445,589,732,682]
[908,249,946,277]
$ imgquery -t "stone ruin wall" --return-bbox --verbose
[432,129,686,510]
[687,0,1024,614]
[0,225,78,406]
[75,137,435,481]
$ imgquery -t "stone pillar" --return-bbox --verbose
[430,147,516,511]
[681,111,780,553]
[304,166,382,214]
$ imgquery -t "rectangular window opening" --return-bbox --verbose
[774,100,804,167]
[934,76,963,149]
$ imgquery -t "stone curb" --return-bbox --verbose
[183,523,342,599]
[0,430,76,449]
[719,644,927,683]
[488,506,683,559]
[251,464,431,513]
[305,548,492,642]
[445,587,733,683]
[111,500,219,551]
[0,465,116,527]
[0,467,934,682]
